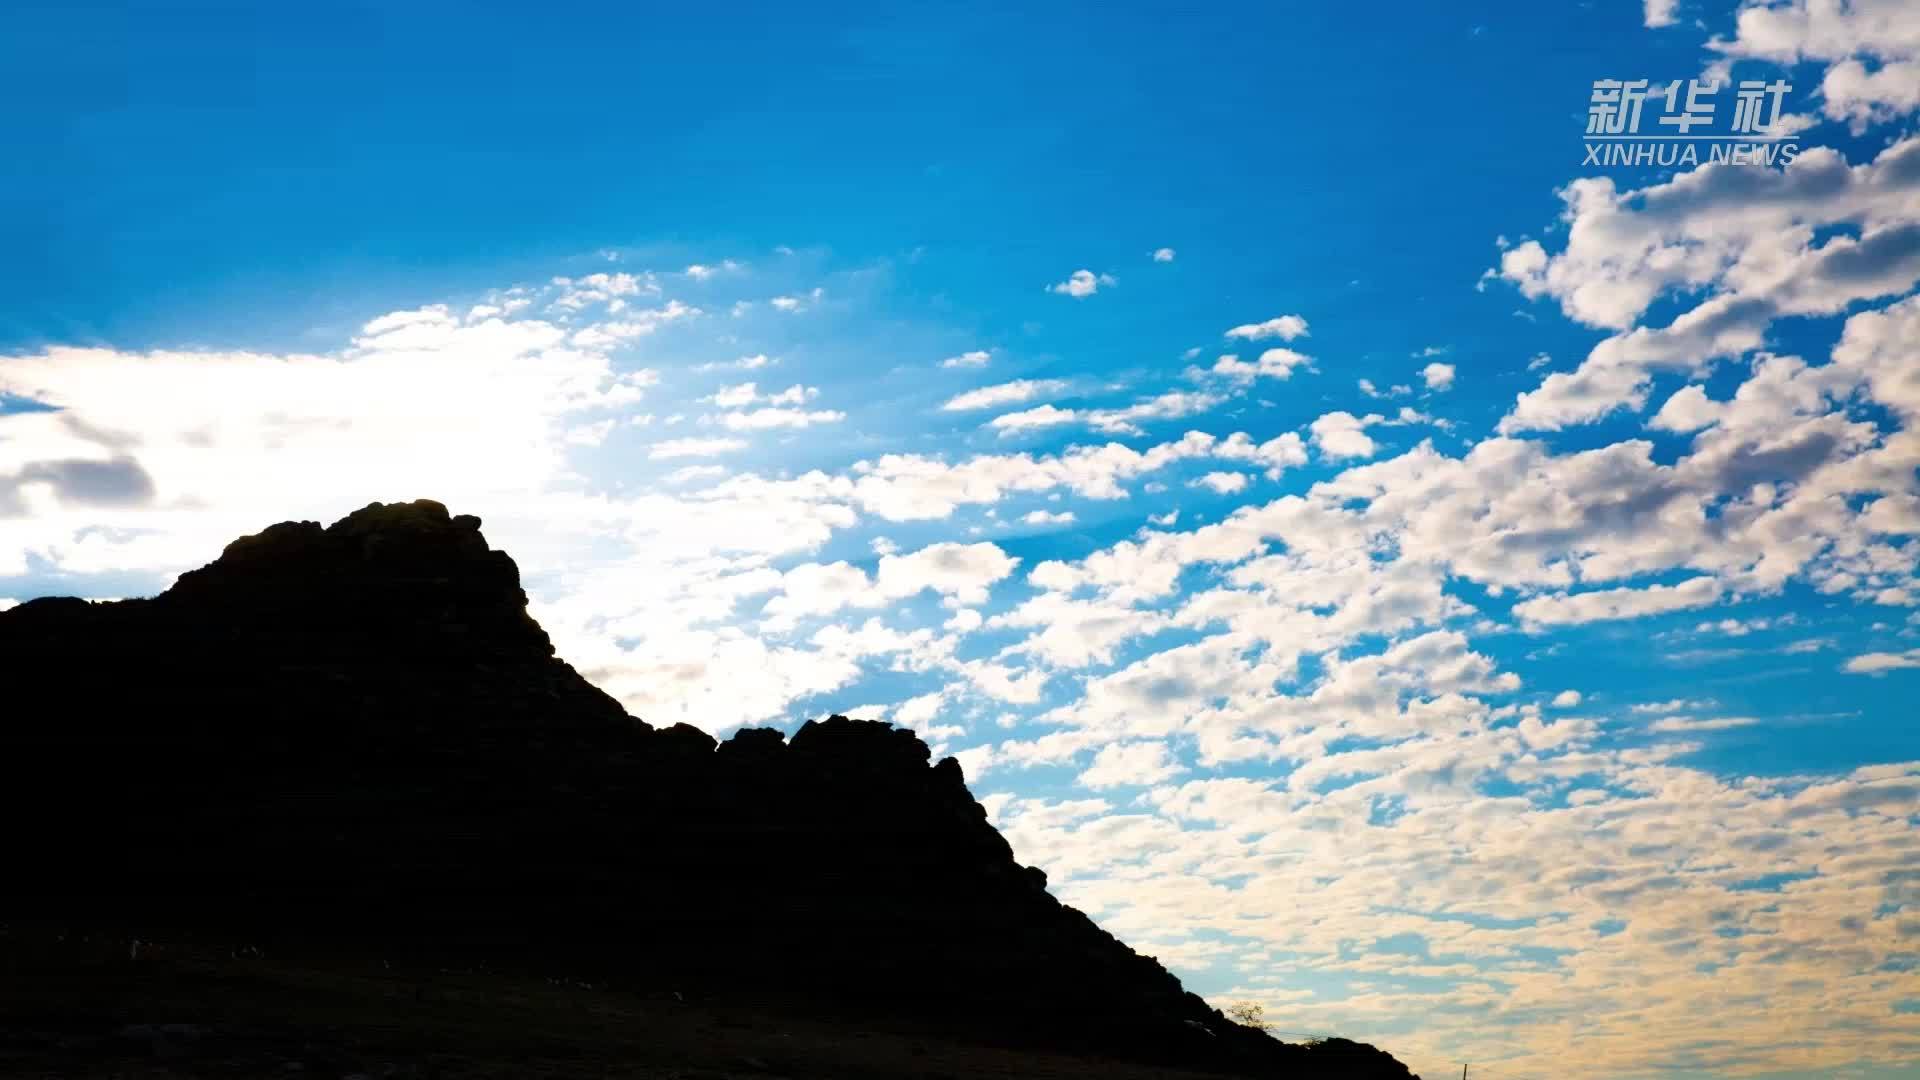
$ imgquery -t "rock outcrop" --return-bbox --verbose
[0,500,1417,1078]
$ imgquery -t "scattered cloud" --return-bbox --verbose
[1208,348,1313,383]
[649,436,749,459]
[717,407,845,431]
[942,379,1069,412]
[769,288,824,312]
[1646,714,1761,732]
[1308,411,1382,460]
[1223,314,1310,342]
[1050,270,1116,298]
[1514,578,1723,629]
[685,260,743,280]
[1190,471,1250,495]
[988,404,1080,435]
[696,353,775,372]
[1844,648,1920,675]
[1078,741,1187,788]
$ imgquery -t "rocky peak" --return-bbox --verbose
[158,499,554,660]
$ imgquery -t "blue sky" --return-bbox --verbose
[5,3,1919,1078]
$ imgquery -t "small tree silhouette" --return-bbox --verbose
[1224,1001,1271,1032]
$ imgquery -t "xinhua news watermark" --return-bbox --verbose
[1585,78,1799,168]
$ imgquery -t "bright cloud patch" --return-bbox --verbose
[942,379,1069,412]
[1209,348,1312,383]
[1049,269,1115,298]
[1223,314,1310,342]
[1514,578,1724,628]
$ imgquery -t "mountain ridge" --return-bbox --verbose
[0,499,1418,1078]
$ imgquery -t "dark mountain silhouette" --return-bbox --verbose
[0,500,1418,1078]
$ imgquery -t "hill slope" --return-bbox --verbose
[0,500,1417,1078]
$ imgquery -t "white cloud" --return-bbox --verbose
[942,379,1068,412]
[549,272,658,312]
[842,432,1216,520]
[1843,648,1920,674]
[1049,269,1115,298]
[1514,578,1723,628]
[1649,384,1724,432]
[663,464,728,486]
[1632,698,1717,713]
[684,260,742,280]
[1707,0,1920,128]
[650,437,749,459]
[1550,689,1582,708]
[1420,362,1456,391]
[878,542,1020,605]
[708,382,761,408]
[989,404,1080,434]
[1086,391,1225,435]
[989,392,1228,438]
[763,541,1021,629]
[1152,247,1177,263]
[1190,471,1250,495]
[769,288,824,312]
[1079,741,1188,789]
[1209,348,1312,383]
[702,383,825,416]
[1213,431,1308,479]
[0,309,661,581]
[940,350,992,369]
[1647,714,1762,732]
[1223,314,1309,342]
[718,407,845,431]
[1309,411,1382,460]
[695,353,775,373]
[1493,137,1920,433]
